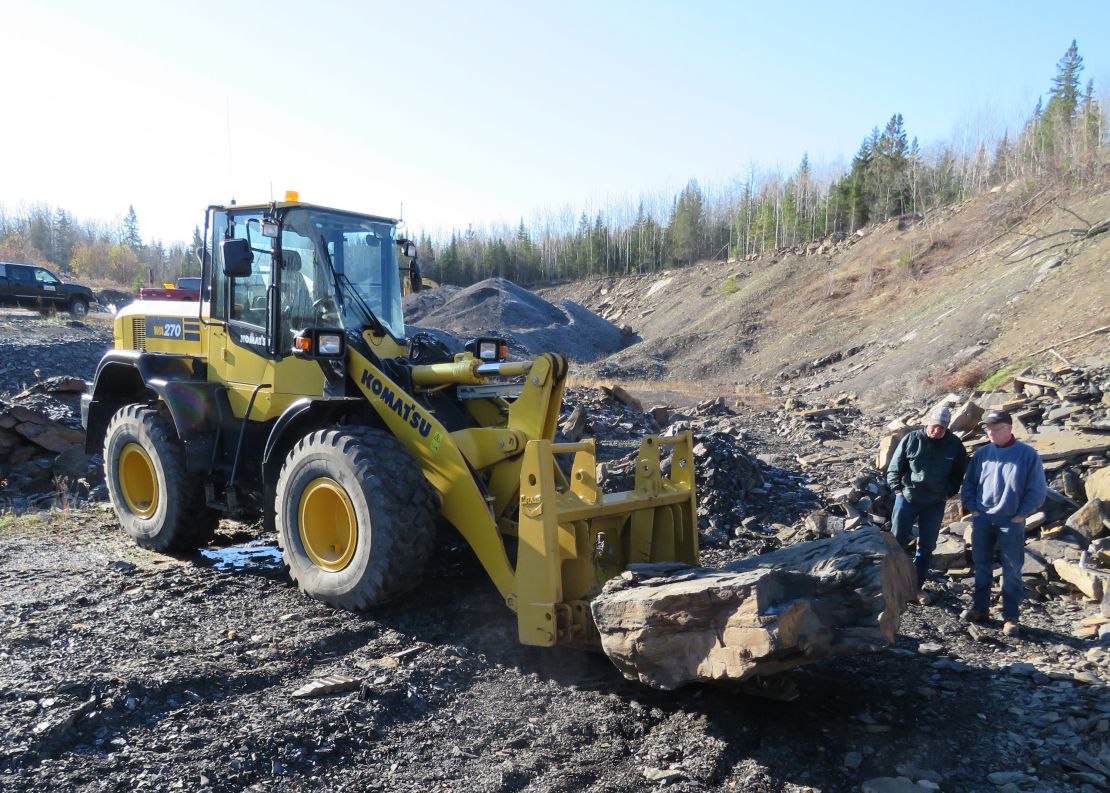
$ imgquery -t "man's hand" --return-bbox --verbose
[1012,515,1026,524]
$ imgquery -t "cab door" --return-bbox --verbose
[8,265,40,308]
[206,209,324,423]
[207,209,279,420]
[34,268,65,309]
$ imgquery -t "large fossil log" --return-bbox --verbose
[592,527,915,690]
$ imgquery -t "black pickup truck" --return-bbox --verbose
[0,262,96,317]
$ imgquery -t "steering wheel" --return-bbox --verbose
[312,296,339,323]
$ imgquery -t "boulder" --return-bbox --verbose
[1026,431,1110,462]
[1089,537,1110,570]
[601,384,643,412]
[1053,559,1110,600]
[12,422,85,454]
[560,407,587,442]
[948,400,984,434]
[1022,549,1048,577]
[1066,498,1109,541]
[876,428,910,472]
[1087,467,1110,503]
[591,528,915,690]
[1028,538,1084,564]
[929,538,966,571]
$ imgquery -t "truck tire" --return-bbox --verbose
[274,427,437,610]
[103,404,219,551]
[69,298,89,318]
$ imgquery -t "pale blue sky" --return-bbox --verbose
[4,1,1108,244]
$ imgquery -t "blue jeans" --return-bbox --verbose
[970,513,1026,621]
[891,494,946,588]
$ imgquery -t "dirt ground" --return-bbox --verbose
[3,404,1109,792]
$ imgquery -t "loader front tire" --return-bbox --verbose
[275,427,437,610]
[104,404,219,551]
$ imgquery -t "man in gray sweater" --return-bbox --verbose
[960,409,1047,637]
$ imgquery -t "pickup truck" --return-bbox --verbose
[0,262,96,317]
[138,277,201,301]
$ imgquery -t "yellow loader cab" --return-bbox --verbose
[82,196,698,648]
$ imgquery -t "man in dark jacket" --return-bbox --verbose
[886,407,969,604]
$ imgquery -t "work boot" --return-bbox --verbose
[960,607,988,623]
[1003,621,1021,638]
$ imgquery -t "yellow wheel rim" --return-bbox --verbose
[119,442,158,519]
[298,477,358,572]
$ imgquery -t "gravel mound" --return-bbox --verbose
[404,278,628,362]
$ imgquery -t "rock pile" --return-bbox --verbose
[561,389,807,555]
[0,377,100,510]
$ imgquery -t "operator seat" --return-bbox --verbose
[280,250,314,346]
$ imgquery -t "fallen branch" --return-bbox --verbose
[1031,325,1110,356]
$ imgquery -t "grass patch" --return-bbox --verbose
[0,511,48,537]
[721,275,741,296]
[977,360,1029,391]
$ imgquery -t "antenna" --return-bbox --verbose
[225,97,235,203]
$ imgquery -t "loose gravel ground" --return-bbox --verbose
[2,309,1110,792]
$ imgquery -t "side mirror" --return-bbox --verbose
[402,241,418,259]
[221,238,253,277]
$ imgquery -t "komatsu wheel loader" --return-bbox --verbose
[82,194,697,648]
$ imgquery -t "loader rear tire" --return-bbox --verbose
[274,427,437,610]
[104,404,219,552]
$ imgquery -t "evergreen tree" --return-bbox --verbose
[52,208,75,268]
[667,180,705,265]
[987,133,1012,185]
[844,134,875,230]
[1047,40,1083,122]
[123,205,142,249]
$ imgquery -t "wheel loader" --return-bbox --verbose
[82,194,698,648]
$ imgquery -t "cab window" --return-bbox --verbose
[211,210,272,330]
[34,268,61,285]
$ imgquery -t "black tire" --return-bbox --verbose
[103,404,219,551]
[275,427,437,609]
[69,298,89,318]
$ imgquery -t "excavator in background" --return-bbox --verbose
[81,192,697,649]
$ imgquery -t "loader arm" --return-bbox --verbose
[349,345,699,648]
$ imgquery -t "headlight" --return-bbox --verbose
[465,336,509,362]
[291,329,346,359]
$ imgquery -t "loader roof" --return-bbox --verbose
[211,199,399,226]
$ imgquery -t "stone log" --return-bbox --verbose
[591,527,915,690]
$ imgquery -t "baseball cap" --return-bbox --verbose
[981,409,1013,426]
[925,407,951,427]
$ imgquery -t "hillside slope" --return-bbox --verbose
[539,179,1110,403]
